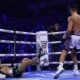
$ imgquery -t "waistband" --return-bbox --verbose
[74,32,80,36]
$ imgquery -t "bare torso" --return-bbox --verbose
[70,14,80,33]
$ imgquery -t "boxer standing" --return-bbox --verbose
[54,4,80,79]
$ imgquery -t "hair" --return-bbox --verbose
[70,4,78,11]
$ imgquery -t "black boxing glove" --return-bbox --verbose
[61,32,71,44]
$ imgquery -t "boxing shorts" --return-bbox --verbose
[13,64,24,77]
[69,32,80,50]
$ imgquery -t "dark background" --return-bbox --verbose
[0,0,80,70]
[0,0,80,31]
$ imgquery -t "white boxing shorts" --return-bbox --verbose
[69,34,80,50]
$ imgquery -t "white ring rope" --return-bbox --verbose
[0,29,36,35]
[0,28,79,55]
[0,51,80,57]
[48,31,66,35]
[1,61,80,66]
[48,41,61,44]
[0,40,61,44]
[50,61,80,64]
[0,54,36,57]
[0,40,36,44]
[0,29,14,33]
[0,28,65,35]
[0,28,63,44]
[50,51,80,54]
[0,28,80,66]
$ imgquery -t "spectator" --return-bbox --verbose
[49,23,61,52]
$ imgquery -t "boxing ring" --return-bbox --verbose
[0,28,80,80]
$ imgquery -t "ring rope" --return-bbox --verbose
[1,61,80,66]
[50,61,80,64]
[0,40,61,44]
[0,54,36,57]
[48,31,66,35]
[0,28,65,35]
[0,29,36,35]
[0,51,79,57]
[0,28,80,66]
[0,40,36,44]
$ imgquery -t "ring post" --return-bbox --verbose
[12,30,16,67]
[36,31,49,71]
